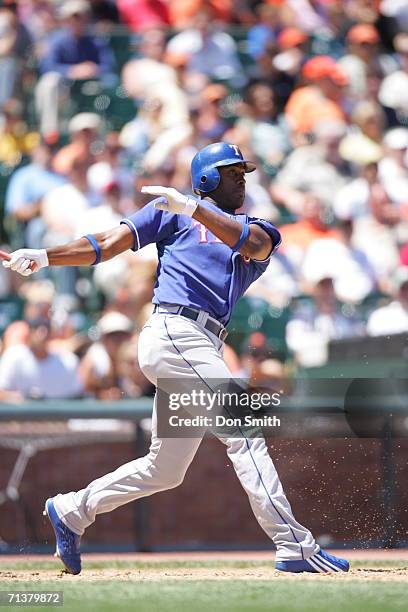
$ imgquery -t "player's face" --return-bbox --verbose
[211,164,246,211]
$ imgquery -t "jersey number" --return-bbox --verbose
[193,221,222,244]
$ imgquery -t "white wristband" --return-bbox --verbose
[38,249,49,268]
[184,197,199,217]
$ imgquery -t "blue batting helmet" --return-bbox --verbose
[191,142,256,195]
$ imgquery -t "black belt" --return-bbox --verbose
[153,304,228,341]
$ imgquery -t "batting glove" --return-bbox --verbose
[3,248,49,276]
[141,186,199,217]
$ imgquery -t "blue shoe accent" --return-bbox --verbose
[276,548,350,573]
[44,498,81,575]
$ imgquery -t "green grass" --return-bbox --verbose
[1,560,407,612]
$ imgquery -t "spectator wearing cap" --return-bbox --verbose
[337,101,386,167]
[338,23,388,101]
[367,268,408,336]
[378,33,408,125]
[79,311,133,399]
[52,112,102,176]
[0,316,82,401]
[284,55,349,135]
[270,28,309,110]
[35,0,114,138]
[0,0,32,105]
[5,141,65,249]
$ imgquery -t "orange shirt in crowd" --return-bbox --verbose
[280,219,341,251]
[285,86,345,135]
[168,0,233,26]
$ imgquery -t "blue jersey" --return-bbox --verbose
[121,199,281,326]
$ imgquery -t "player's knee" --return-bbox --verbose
[149,460,186,489]
[164,473,185,490]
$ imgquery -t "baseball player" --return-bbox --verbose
[3,142,349,575]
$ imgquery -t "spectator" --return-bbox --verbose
[35,0,115,138]
[116,336,154,398]
[52,112,102,176]
[234,81,290,172]
[271,120,348,212]
[284,55,349,135]
[286,277,364,367]
[0,98,39,166]
[121,29,190,170]
[367,268,408,336]
[75,170,135,300]
[246,4,280,61]
[241,332,286,390]
[279,191,341,269]
[338,101,386,167]
[5,141,65,249]
[271,28,309,99]
[194,83,229,143]
[0,0,32,105]
[95,131,135,201]
[166,7,246,88]
[378,33,408,125]
[300,222,378,303]
[79,311,133,399]
[334,158,401,286]
[378,127,408,207]
[0,316,82,400]
[338,23,384,101]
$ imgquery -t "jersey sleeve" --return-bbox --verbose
[248,217,282,261]
[120,199,178,251]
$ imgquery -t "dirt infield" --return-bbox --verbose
[1,567,408,583]
[1,551,408,583]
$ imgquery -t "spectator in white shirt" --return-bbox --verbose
[286,276,364,367]
[367,268,408,336]
[166,7,245,88]
[0,317,82,401]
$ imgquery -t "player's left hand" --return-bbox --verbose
[141,186,199,217]
[2,248,49,276]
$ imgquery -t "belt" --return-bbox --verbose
[153,304,228,342]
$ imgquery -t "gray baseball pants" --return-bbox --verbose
[53,310,319,561]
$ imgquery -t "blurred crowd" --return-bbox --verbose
[1,0,408,400]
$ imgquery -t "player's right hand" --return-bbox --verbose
[141,186,199,217]
[2,248,49,276]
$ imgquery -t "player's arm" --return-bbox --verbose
[192,204,272,261]
[141,187,274,261]
[2,225,134,276]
